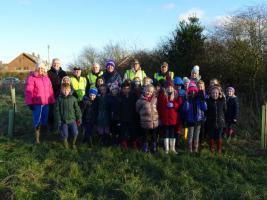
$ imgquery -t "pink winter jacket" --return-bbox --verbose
[25,72,55,105]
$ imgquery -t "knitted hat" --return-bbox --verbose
[187,82,198,93]
[183,77,190,84]
[173,77,183,85]
[88,88,98,95]
[36,61,48,72]
[227,86,235,93]
[105,59,115,68]
[191,65,200,74]
[110,83,120,91]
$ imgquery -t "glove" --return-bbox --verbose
[28,105,34,111]
[167,102,174,108]
[76,120,81,126]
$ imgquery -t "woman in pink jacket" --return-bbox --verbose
[25,61,55,144]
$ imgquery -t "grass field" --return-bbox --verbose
[0,94,266,200]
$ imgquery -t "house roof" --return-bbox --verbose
[8,52,39,64]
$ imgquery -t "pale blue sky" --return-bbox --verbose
[0,0,264,67]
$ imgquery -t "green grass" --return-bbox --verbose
[0,95,267,200]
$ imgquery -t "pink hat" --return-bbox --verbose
[187,82,198,93]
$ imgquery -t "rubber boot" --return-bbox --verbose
[164,138,169,154]
[35,127,40,144]
[170,138,178,154]
[217,139,222,155]
[143,143,149,153]
[72,135,77,149]
[210,139,215,153]
[63,138,69,149]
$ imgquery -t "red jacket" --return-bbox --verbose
[157,91,183,126]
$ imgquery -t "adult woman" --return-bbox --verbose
[102,59,122,89]
[25,61,55,144]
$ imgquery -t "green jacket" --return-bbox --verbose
[55,95,82,124]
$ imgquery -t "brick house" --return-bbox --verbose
[6,53,40,72]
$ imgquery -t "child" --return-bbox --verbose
[97,84,110,145]
[136,84,159,153]
[183,83,207,153]
[119,81,136,149]
[206,86,227,154]
[197,80,209,144]
[143,77,153,87]
[190,65,201,83]
[61,76,71,85]
[183,77,190,91]
[95,76,105,91]
[81,88,98,146]
[55,83,82,149]
[225,87,239,142]
[174,77,186,99]
[107,83,121,145]
[157,81,182,154]
[173,77,186,147]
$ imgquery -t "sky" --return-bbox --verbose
[0,0,265,68]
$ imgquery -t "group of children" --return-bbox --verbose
[55,64,239,155]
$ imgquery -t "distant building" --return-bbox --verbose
[5,52,40,72]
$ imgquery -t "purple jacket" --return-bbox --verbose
[25,72,55,105]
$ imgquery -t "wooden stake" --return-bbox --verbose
[261,105,265,149]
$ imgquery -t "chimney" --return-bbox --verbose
[32,52,35,57]
[37,54,40,59]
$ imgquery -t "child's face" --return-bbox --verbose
[111,89,119,96]
[89,93,96,101]
[99,86,107,95]
[145,88,153,98]
[211,89,219,100]
[97,79,104,86]
[62,87,71,96]
[191,72,197,79]
[188,91,196,98]
[122,86,130,95]
[166,85,174,93]
[198,83,205,91]
[143,79,151,86]
[227,89,234,97]
[174,84,181,90]
[184,82,189,89]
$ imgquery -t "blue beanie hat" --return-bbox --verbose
[88,88,98,95]
[173,77,183,85]
[105,59,115,68]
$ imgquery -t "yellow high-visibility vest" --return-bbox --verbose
[70,76,87,101]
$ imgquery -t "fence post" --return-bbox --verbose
[8,85,16,138]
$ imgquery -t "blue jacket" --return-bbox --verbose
[183,97,207,124]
